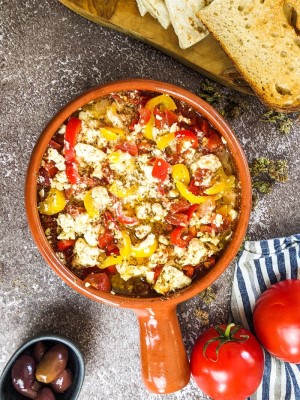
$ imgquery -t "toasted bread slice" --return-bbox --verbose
[198,0,300,112]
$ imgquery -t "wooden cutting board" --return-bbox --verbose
[59,0,253,94]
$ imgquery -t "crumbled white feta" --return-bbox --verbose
[57,214,75,240]
[154,266,191,295]
[75,143,106,166]
[213,213,223,228]
[135,224,152,239]
[109,151,134,174]
[90,187,111,211]
[190,154,222,174]
[151,203,167,221]
[72,238,101,267]
[51,171,71,191]
[117,262,152,281]
[180,238,208,266]
[106,106,124,128]
[47,148,66,171]
[136,202,152,220]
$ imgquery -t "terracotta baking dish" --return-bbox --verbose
[25,79,252,394]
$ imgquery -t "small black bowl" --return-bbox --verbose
[0,334,85,400]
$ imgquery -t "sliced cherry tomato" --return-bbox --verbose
[65,160,81,184]
[64,117,81,162]
[170,227,189,248]
[103,210,118,230]
[153,108,178,129]
[98,231,114,249]
[191,323,264,400]
[199,118,210,135]
[253,279,300,363]
[169,198,191,214]
[57,239,76,251]
[138,108,151,125]
[204,129,223,152]
[174,130,199,150]
[115,140,138,156]
[105,244,120,256]
[115,202,138,226]
[165,212,188,227]
[203,256,216,269]
[188,178,201,196]
[83,272,111,292]
[106,265,118,274]
[43,161,58,178]
[152,158,171,182]
[137,140,152,154]
[182,265,195,278]
[129,117,139,131]
[200,225,214,234]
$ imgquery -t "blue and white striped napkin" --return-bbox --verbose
[230,234,300,400]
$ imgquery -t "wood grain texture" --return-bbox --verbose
[58,0,253,94]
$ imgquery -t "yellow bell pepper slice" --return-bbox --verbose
[83,189,98,218]
[156,132,175,150]
[100,231,132,268]
[100,127,125,141]
[172,164,190,186]
[176,181,213,204]
[38,188,66,215]
[143,95,177,140]
[108,182,138,199]
[205,175,235,195]
[131,234,158,258]
[144,115,155,140]
[145,94,177,112]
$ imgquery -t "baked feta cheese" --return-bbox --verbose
[72,238,101,267]
[154,266,192,295]
[190,154,222,174]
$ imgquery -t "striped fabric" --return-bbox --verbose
[230,234,300,400]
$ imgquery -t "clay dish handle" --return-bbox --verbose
[135,305,190,394]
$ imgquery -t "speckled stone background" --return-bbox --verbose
[1,1,300,399]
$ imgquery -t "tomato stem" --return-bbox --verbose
[224,323,236,338]
[203,323,250,362]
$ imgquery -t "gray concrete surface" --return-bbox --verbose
[0,1,299,399]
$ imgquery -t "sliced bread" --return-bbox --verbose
[198,0,300,112]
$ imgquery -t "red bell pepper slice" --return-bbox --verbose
[57,239,76,251]
[170,226,189,248]
[185,204,198,221]
[174,130,199,149]
[152,158,171,182]
[65,161,81,184]
[64,117,81,162]
[115,141,138,156]
[115,202,138,226]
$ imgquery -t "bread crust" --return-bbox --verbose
[198,0,300,112]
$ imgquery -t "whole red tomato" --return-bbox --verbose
[253,279,300,363]
[190,323,264,400]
